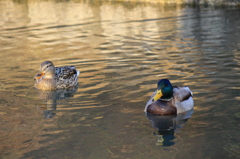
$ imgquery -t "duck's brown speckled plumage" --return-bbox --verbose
[34,61,80,90]
[54,66,79,89]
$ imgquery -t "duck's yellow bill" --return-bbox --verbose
[152,89,162,101]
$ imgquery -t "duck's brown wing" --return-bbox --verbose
[55,66,79,79]
[55,66,80,89]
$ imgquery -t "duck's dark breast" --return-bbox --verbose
[146,100,177,115]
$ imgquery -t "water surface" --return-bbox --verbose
[0,1,239,159]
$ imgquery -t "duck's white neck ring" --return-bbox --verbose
[159,97,172,101]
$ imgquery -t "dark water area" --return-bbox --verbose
[0,1,239,159]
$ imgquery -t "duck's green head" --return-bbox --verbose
[152,79,173,101]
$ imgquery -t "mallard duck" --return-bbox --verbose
[34,61,80,90]
[145,79,193,115]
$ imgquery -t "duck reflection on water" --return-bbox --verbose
[146,109,194,146]
[35,86,78,119]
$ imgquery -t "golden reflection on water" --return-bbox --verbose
[0,0,240,159]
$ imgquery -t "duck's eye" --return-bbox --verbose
[46,65,52,68]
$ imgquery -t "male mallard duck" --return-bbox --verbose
[145,79,193,115]
[34,61,80,90]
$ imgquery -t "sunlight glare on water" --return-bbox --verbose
[0,1,239,159]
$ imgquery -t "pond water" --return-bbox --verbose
[0,1,239,159]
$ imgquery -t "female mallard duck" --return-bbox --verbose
[145,79,193,115]
[34,61,80,90]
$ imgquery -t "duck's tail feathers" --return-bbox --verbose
[76,70,80,76]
